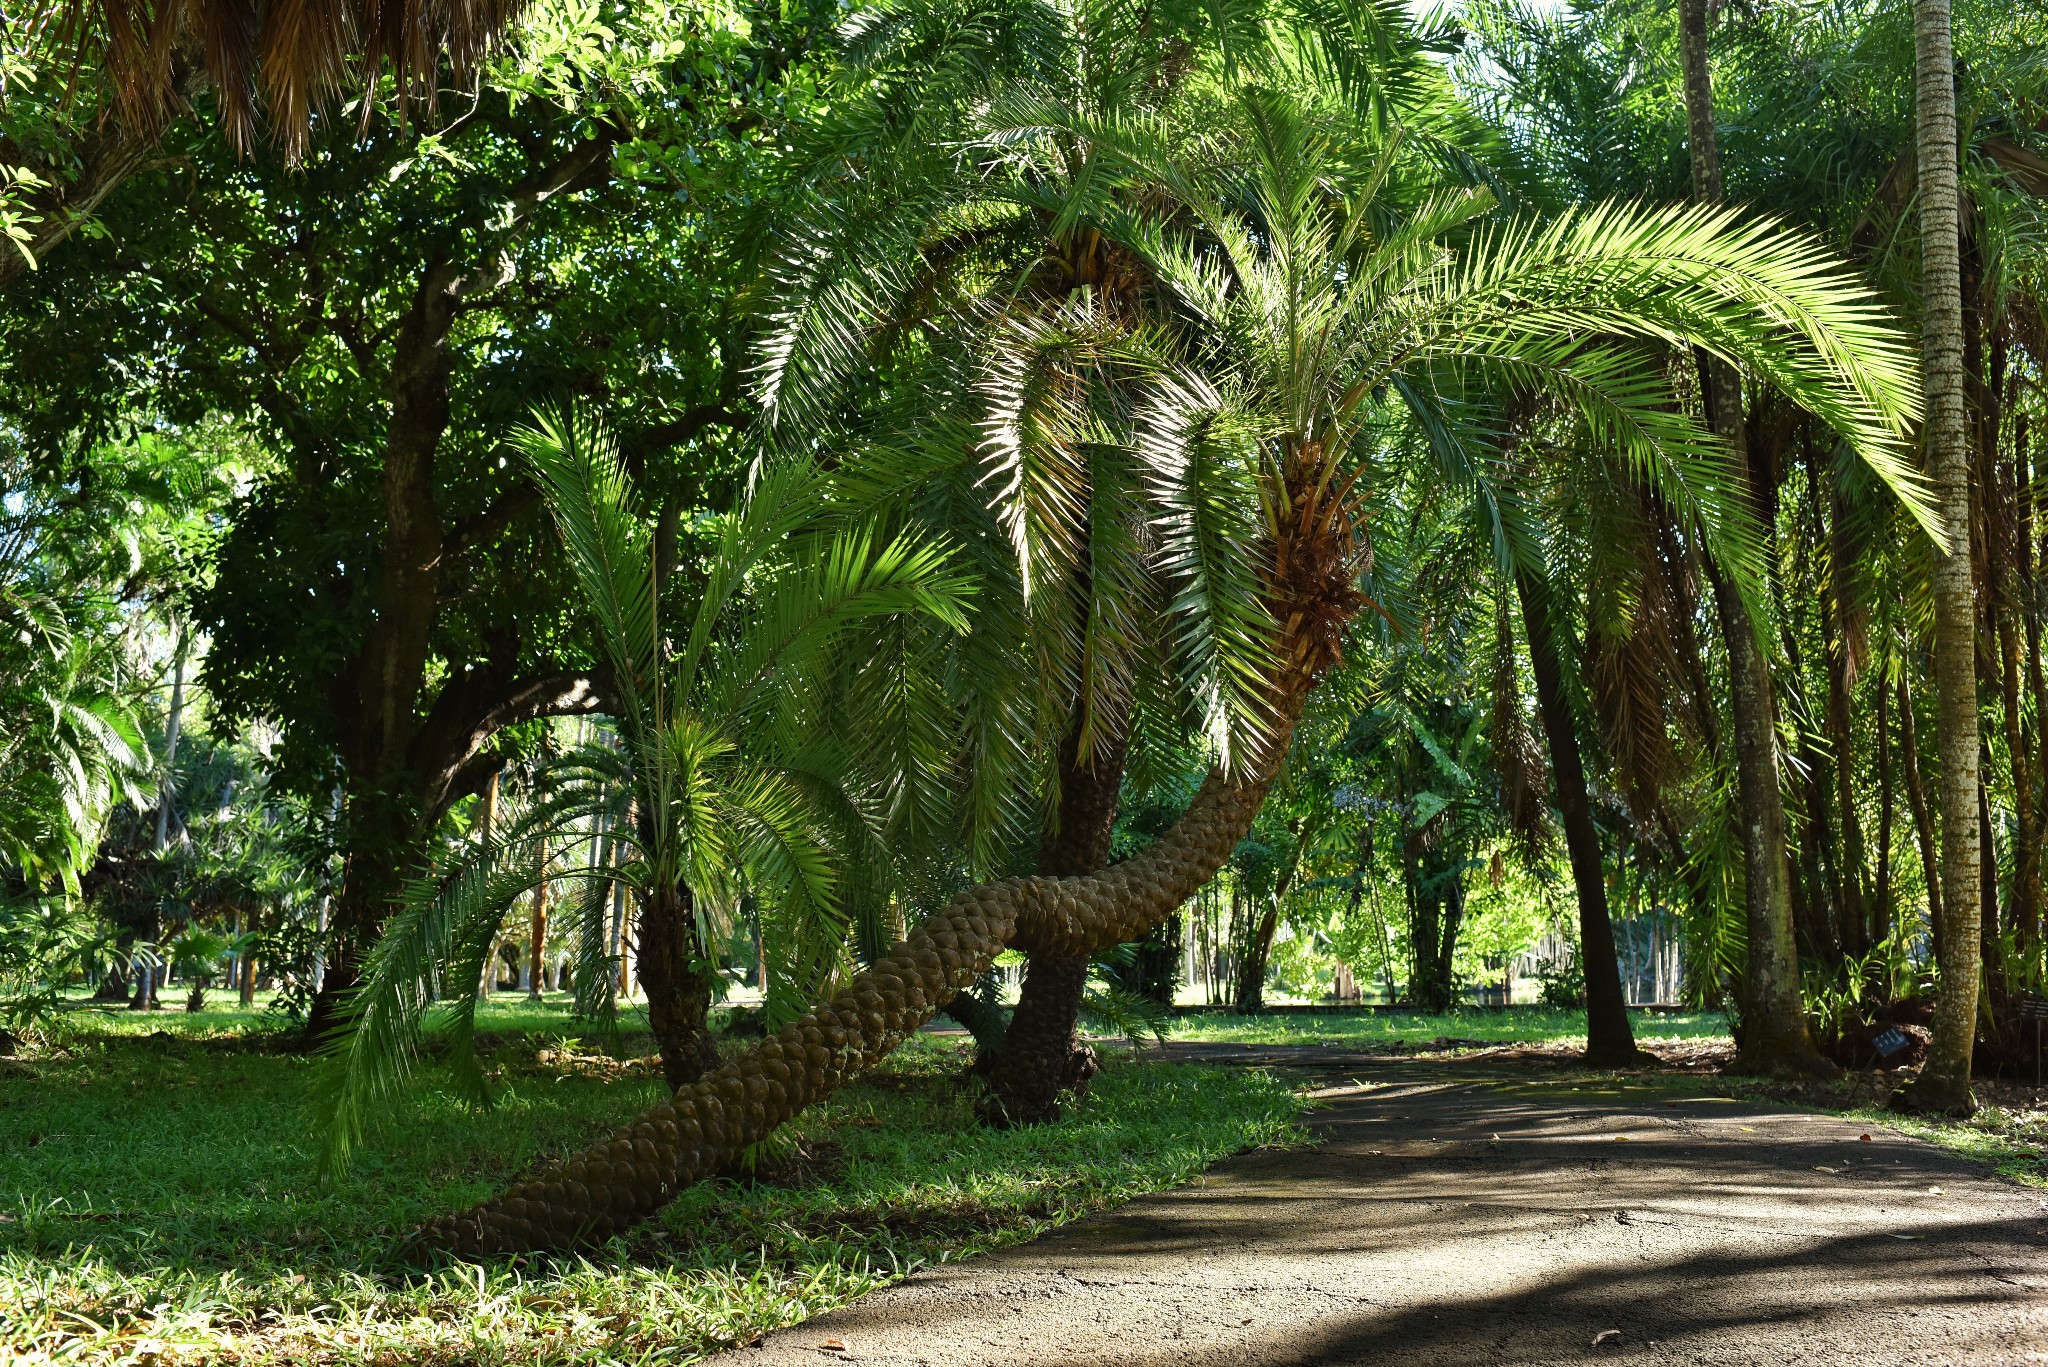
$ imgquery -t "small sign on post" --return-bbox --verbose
[2016,995,2048,1086]
[1871,1026,1911,1059]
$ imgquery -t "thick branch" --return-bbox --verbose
[414,669,609,820]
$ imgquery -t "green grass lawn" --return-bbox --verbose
[1,1008,1304,1365]
[1161,1005,1732,1048]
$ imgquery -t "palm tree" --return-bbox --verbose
[1675,0,1833,1079]
[760,0,1505,1122]
[410,54,1930,1255]
[319,408,970,1170]
[1900,0,1983,1116]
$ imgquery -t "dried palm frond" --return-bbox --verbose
[48,0,522,156]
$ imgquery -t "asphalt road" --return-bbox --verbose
[706,1048,2048,1366]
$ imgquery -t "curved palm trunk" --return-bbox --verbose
[1901,0,1983,1117]
[1514,570,1644,1066]
[978,715,1129,1126]
[412,739,1284,1255]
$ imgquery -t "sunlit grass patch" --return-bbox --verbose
[1161,1006,1731,1049]
[1847,1103,2048,1190]
[0,1024,1304,1365]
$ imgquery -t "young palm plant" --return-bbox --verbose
[409,54,1930,1257]
[320,408,971,1173]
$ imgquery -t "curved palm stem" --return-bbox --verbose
[412,719,1289,1255]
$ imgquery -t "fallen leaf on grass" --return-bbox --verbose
[1591,1328,1624,1348]
[821,1339,848,1353]
[1860,1133,1873,1141]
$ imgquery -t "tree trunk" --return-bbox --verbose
[2019,408,2046,957]
[1234,897,1284,1013]
[1900,0,1983,1116]
[290,141,614,1046]
[415,707,1295,1255]
[1822,506,1870,959]
[1515,570,1645,1066]
[528,862,549,1003]
[638,885,720,1091]
[1235,815,1314,1014]
[1875,667,1895,950]
[977,712,1128,1126]
[1711,572,1829,1075]
[1130,916,1182,1006]
[1898,669,1945,943]
[1677,0,1830,1077]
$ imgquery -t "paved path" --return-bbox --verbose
[709,1048,2048,1365]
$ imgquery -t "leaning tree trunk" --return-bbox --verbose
[978,713,1130,1126]
[1678,0,1831,1077]
[1515,569,1645,1066]
[1901,0,1983,1116]
[412,736,1287,1255]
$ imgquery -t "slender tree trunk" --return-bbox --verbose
[529,861,549,1003]
[1876,668,1895,949]
[1900,0,1983,1115]
[1823,490,1870,958]
[1515,569,1645,1065]
[1678,0,1829,1076]
[2019,408,2046,958]
[1898,669,1945,943]
[1978,764,2001,987]
[133,630,188,1014]
[1236,815,1315,1013]
[1235,898,1284,1012]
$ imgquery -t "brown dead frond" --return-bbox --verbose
[1267,438,1370,685]
[54,0,523,157]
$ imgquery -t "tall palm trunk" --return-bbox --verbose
[1677,0,1829,1075]
[1515,570,1644,1065]
[414,702,1296,1255]
[978,713,1130,1125]
[1901,0,1982,1116]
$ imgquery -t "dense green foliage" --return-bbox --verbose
[2,0,2047,1347]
